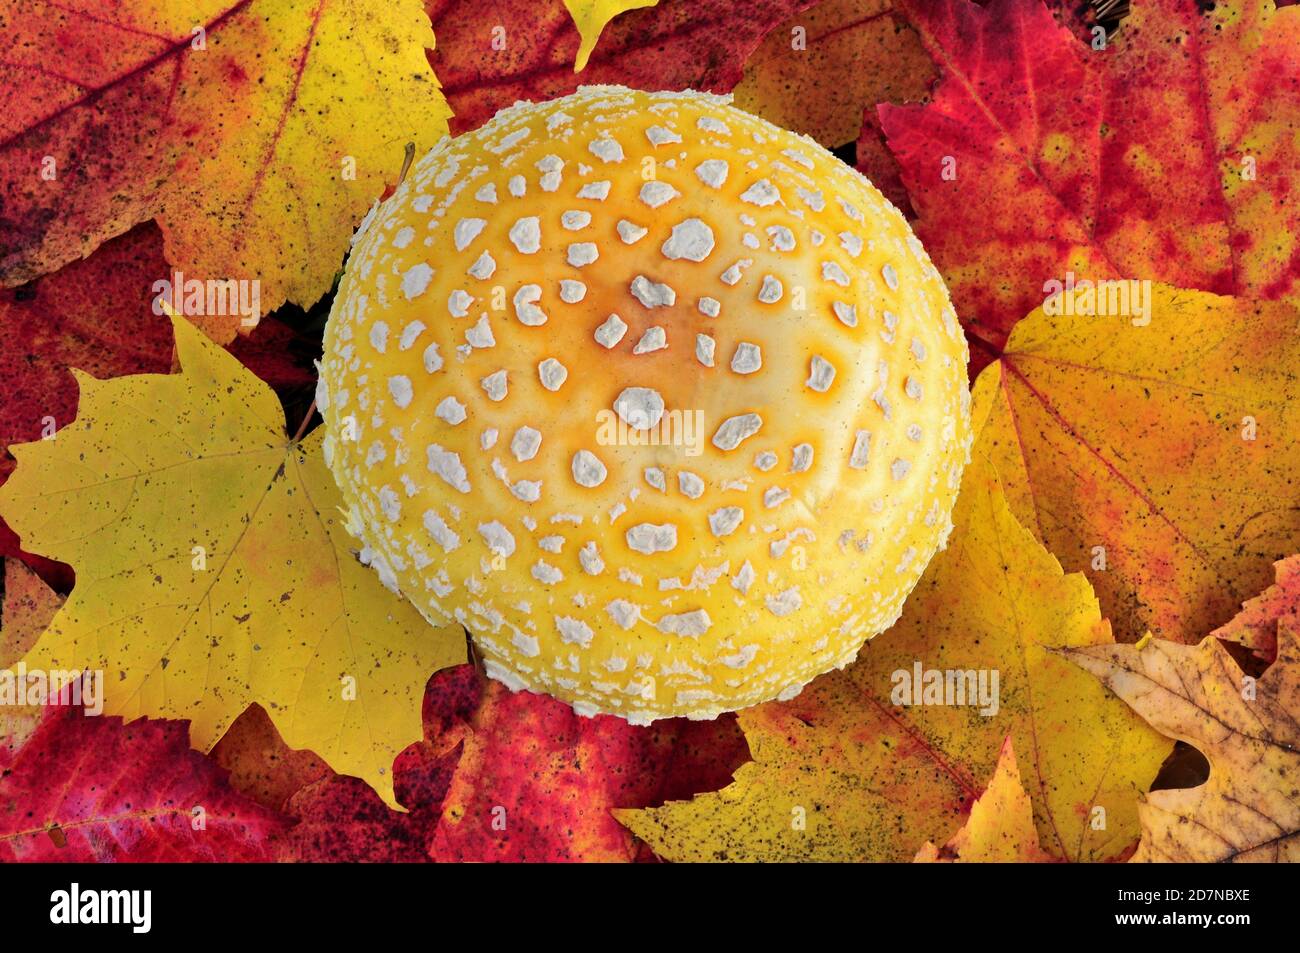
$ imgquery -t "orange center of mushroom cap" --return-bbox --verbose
[319,86,972,722]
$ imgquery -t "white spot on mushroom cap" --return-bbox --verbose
[767,225,795,251]
[882,262,900,291]
[556,616,594,647]
[633,326,667,354]
[508,174,526,197]
[822,261,851,287]
[639,181,680,208]
[697,296,720,318]
[695,334,716,367]
[423,342,443,373]
[392,226,414,249]
[791,443,814,472]
[398,321,425,350]
[594,313,628,348]
[588,136,625,163]
[849,430,871,469]
[513,284,548,326]
[626,523,678,555]
[730,342,763,374]
[754,451,777,471]
[511,427,541,461]
[508,217,541,254]
[833,301,858,327]
[567,242,599,267]
[678,471,704,499]
[559,279,586,303]
[466,314,495,349]
[720,259,752,285]
[709,507,744,537]
[454,218,486,251]
[387,375,413,409]
[579,541,604,575]
[617,220,647,244]
[614,387,665,429]
[656,608,712,637]
[645,124,682,146]
[538,357,568,391]
[695,159,729,189]
[807,355,836,392]
[427,444,471,492]
[481,369,508,401]
[402,264,434,300]
[712,413,763,451]
[740,179,780,206]
[478,520,515,556]
[447,289,473,318]
[571,449,608,487]
[577,180,611,200]
[423,510,460,552]
[757,275,783,303]
[697,116,730,135]
[630,275,676,308]
[467,250,496,280]
[561,210,591,230]
[435,395,466,425]
[661,218,715,262]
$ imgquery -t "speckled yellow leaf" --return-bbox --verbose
[1061,629,1300,861]
[914,737,1051,863]
[156,0,452,320]
[0,313,465,808]
[972,284,1300,645]
[618,448,1170,861]
[563,0,659,71]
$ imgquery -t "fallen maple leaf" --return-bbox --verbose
[972,284,1300,645]
[617,449,1169,862]
[0,0,451,321]
[732,0,936,150]
[877,0,1300,354]
[0,312,466,808]
[1211,555,1300,666]
[0,706,288,861]
[1060,630,1300,861]
[429,672,749,862]
[914,737,1053,862]
[427,0,815,134]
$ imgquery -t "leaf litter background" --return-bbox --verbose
[0,0,1297,861]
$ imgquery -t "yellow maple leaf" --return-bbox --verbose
[973,284,1300,645]
[617,448,1170,861]
[1061,628,1300,861]
[157,0,452,324]
[563,0,659,71]
[914,737,1051,863]
[0,314,465,808]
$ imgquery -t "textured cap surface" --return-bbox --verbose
[319,86,972,722]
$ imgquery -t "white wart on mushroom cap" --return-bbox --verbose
[318,85,972,723]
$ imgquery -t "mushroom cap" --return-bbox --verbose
[318,86,972,723]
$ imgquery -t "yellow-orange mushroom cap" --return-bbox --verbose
[318,86,972,722]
